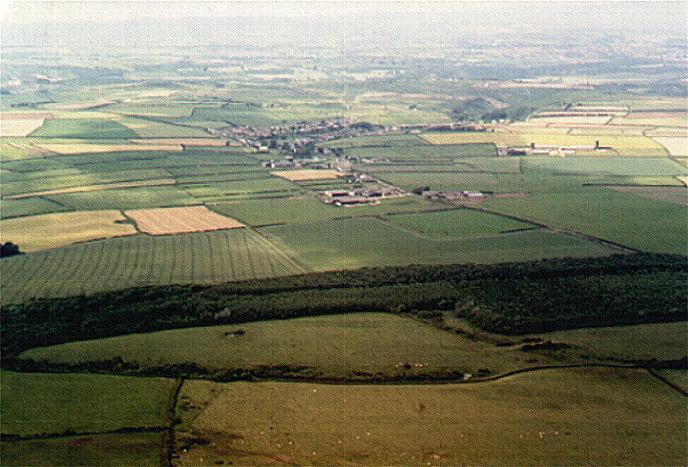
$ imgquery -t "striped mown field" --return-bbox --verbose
[1,229,305,304]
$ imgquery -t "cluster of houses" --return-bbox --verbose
[320,187,405,207]
[261,155,331,170]
[422,190,485,202]
[505,140,612,156]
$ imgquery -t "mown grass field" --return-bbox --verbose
[319,133,427,148]
[260,217,616,271]
[1,229,304,304]
[482,188,688,254]
[0,432,161,467]
[19,313,539,377]
[345,143,497,160]
[1,371,172,436]
[175,368,688,466]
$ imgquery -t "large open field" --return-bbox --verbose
[0,210,137,252]
[124,205,244,235]
[260,216,617,271]
[174,367,687,466]
[482,188,688,254]
[1,229,305,304]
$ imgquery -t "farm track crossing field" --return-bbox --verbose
[482,189,688,254]
[1,229,305,304]
[19,313,539,377]
[175,368,688,466]
[1,371,173,436]
[125,205,245,235]
[0,117,46,137]
[260,217,617,271]
[1,210,137,252]
[4,178,176,199]
[0,198,69,219]
[44,185,198,211]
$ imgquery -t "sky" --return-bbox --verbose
[2,1,686,49]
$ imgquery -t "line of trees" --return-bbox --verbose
[2,253,686,358]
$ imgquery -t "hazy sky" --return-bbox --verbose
[2,1,686,49]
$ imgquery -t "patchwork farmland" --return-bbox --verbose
[1,18,687,466]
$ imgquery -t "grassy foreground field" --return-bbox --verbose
[1,371,172,436]
[175,368,687,466]
[18,313,538,378]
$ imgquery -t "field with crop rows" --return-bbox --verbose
[1,229,305,304]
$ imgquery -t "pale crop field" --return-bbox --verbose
[422,131,525,146]
[0,210,137,252]
[651,136,688,156]
[270,169,342,181]
[125,205,245,235]
[0,118,46,137]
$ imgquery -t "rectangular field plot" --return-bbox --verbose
[260,217,616,271]
[34,142,182,154]
[0,432,161,467]
[1,371,173,436]
[387,209,533,239]
[209,195,438,226]
[19,313,534,378]
[345,143,497,161]
[118,116,210,137]
[319,134,427,148]
[174,368,687,466]
[126,205,244,235]
[45,185,197,211]
[523,157,686,177]
[1,229,305,304]
[1,210,137,252]
[483,189,688,254]
[31,119,138,139]
[422,131,525,146]
[270,169,342,181]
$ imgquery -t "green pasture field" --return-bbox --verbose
[188,103,343,127]
[535,321,688,362]
[175,368,687,466]
[0,432,161,467]
[181,177,300,199]
[345,143,497,160]
[1,228,304,304]
[105,101,199,118]
[1,371,172,436]
[117,116,210,137]
[30,119,138,139]
[482,188,688,254]
[387,209,533,239]
[19,313,538,377]
[1,169,170,197]
[260,217,616,271]
[44,186,196,211]
[0,198,69,219]
[318,134,427,148]
[0,141,48,161]
[524,157,687,176]
[209,195,438,226]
